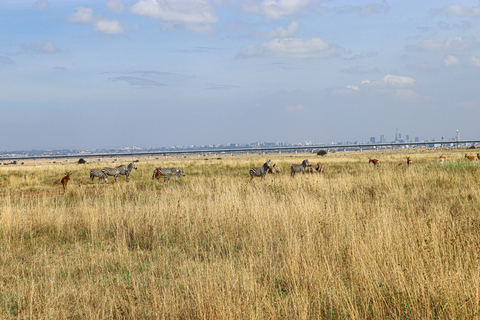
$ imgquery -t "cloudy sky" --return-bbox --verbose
[1,0,480,150]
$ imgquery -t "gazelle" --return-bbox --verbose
[61,172,71,192]
[406,157,412,166]
[465,154,476,161]
[369,158,379,167]
[439,156,446,164]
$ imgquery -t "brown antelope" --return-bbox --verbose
[369,158,379,167]
[439,156,446,164]
[465,154,476,161]
[406,157,412,166]
[477,153,480,160]
[61,172,71,192]
[267,164,282,174]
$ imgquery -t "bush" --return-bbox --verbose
[78,158,87,164]
[317,150,327,156]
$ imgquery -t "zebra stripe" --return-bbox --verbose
[101,166,122,182]
[153,167,180,180]
[290,159,310,177]
[117,163,137,182]
[90,169,108,183]
[249,160,271,180]
[163,170,185,182]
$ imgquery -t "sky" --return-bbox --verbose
[1,0,480,151]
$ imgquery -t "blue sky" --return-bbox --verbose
[1,0,480,150]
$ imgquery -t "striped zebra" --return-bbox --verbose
[163,170,185,182]
[152,167,180,180]
[90,169,108,183]
[249,160,271,180]
[117,163,137,182]
[290,159,310,177]
[101,166,123,183]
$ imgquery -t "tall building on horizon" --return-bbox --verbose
[456,130,460,141]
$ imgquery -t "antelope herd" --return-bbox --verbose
[58,152,479,191]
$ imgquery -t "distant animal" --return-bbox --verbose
[267,164,282,174]
[399,157,412,167]
[305,166,314,174]
[311,162,324,173]
[163,170,185,182]
[290,159,311,177]
[117,163,137,182]
[369,158,379,167]
[153,167,181,181]
[101,166,123,183]
[90,169,108,183]
[249,160,271,180]
[61,172,71,192]
[465,154,476,161]
[439,156,446,164]
[477,153,480,160]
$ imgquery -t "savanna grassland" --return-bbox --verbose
[1,148,480,319]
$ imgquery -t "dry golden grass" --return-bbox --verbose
[0,148,480,318]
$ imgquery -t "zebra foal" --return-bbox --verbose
[90,169,108,183]
[290,159,310,177]
[249,160,271,180]
[163,170,185,182]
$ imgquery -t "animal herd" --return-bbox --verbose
[59,153,478,191]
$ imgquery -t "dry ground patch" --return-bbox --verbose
[0,148,479,318]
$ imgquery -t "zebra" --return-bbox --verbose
[163,170,185,182]
[152,167,180,180]
[290,159,310,177]
[249,160,271,180]
[101,166,123,183]
[90,169,108,183]
[117,163,137,182]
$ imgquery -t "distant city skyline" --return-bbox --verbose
[1,1,480,151]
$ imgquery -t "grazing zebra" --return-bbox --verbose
[290,159,310,177]
[164,170,185,182]
[90,169,108,183]
[117,163,137,182]
[153,167,180,180]
[101,166,123,183]
[249,160,271,180]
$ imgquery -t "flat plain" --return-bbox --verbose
[0,148,479,319]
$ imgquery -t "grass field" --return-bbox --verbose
[0,148,479,319]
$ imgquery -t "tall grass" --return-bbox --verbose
[0,149,479,318]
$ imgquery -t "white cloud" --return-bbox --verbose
[285,104,307,112]
[95,19,124,34]
[107,0,125,13]
[131,0,218,33]
[20,41,59,54]
[34,0,49,10]
[436,4,480,17]
[406,36,478,51]
[243,0,313,19]
[381,75,415,87]
[443,55,460,67]
[263,21,299,38]
[338,1,389,16]
[68,6,124,34]
[239,37,339,58]
[68,6,95,24]
[466,55,480,67]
